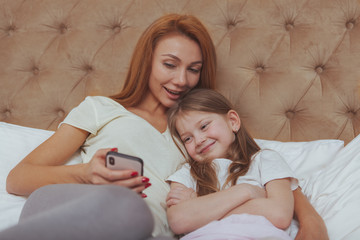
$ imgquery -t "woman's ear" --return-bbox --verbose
[227,110,241,133]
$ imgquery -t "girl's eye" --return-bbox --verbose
[183,136,192,144]
[200,123,209,130]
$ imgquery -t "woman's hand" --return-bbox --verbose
[166,184,196,207]
[85,148,151,195]
[293,188,329,240]
[295,216,329,240]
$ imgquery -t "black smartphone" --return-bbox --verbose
[105,151,144,176]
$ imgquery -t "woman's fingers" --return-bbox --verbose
[111,176,150,188]
[86,148,151,191]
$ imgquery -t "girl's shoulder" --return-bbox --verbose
[254,148,282,158]
[251,149,285,165]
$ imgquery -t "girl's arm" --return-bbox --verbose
[166,182,265,234]
[6,124,147,196]
[223,178,294,230]
[293,188,329,240]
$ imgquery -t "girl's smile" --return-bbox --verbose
[175,110,238,163]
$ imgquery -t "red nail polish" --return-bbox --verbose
[142,177,149,183]
[145,183,151,188]
[110,148,118,152]
[131,172,138,177]
[141,193,147,198]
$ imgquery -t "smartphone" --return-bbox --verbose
[105,151,144,176]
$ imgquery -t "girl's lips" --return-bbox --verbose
[199,141,215,154]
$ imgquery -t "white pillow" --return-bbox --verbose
[0,122,82,187]
[0,122,82,231]
[254,138,344,186]
[0,122,345,231]
[301,134,360,240]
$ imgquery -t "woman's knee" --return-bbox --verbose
[21,184,154,240]
[83,185,155,238]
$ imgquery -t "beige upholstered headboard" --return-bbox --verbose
[1,0,359,144]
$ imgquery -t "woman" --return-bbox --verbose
[4,13,327,240]
[4,13,215,240]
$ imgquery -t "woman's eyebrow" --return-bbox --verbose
[161,54,202,65]
[161,54,180,60]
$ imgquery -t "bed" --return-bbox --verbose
[0,0,359,239]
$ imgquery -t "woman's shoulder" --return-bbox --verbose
[79,96,127,112]
[84,96,123,106]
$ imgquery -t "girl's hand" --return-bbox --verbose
[84,148,151,194]
[232,183,266,199]
[166,184,196,208]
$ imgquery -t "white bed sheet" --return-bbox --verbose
[301,134,360,240]
[0,121,360,239]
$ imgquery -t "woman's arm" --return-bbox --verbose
[293,188,329,240]
[223,179,294,230]
[166,182,265,234]
[6,124,148,196]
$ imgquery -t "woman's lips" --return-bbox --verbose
[164,87,183,100]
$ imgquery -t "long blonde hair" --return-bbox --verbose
[111,14,217,107]
[168,89,260,196]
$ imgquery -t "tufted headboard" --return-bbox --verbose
[0,0,359,144]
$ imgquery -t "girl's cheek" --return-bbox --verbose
[186,146,196,158]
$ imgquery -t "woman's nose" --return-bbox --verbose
[173,69,187,86]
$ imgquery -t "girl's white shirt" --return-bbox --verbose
[167,149,300,237]
[167,149,299,191]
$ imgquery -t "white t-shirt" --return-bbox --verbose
[167,149,298,191]
[61,96,185,236]
[167,149,299,237]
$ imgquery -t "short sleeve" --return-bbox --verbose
[257,150,299,191]
[166,164,196,190]
[60,97,98,135]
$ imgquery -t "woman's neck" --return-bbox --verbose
[127,95,168,133]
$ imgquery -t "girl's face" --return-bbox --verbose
[148,33,203,108]
[175,110,240,163]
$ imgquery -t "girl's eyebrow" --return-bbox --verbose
[161,54,202,65]
[179,133,188,140]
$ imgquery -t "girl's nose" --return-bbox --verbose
[195,134,206,145]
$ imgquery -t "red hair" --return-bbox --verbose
[111,14,217,107]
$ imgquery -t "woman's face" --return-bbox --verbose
[175,110,238,163]
[148,33,203,108]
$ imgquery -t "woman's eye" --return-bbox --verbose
[188,67,200,74]
[164,62,176,68]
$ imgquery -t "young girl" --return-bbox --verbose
[166,88,299,239]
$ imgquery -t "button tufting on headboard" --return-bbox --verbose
[0,0,359,144]
[2,109,11,119]
[285,110,296,120]
[346,21,355,30]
